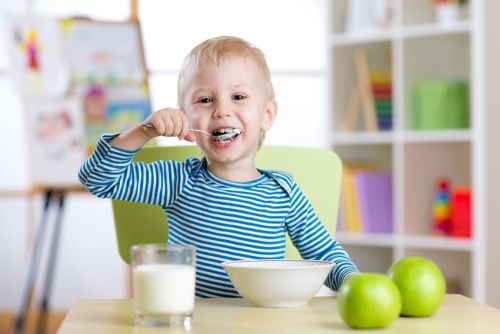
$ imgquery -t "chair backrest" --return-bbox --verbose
[112,145,342,264]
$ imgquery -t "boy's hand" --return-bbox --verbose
[143,108,196,142]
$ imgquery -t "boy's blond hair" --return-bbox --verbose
[177,36,275,108]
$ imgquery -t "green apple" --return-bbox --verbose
[337,273,402,329]
[387,256,446,317]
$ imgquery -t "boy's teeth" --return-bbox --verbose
[213,128,240,135]
[211,128,242,143]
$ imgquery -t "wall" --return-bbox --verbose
[485,0,500,309]
[0,195,128,311]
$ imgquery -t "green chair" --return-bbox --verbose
[112,145,342,264]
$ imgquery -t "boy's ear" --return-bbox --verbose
[262,99,278,131]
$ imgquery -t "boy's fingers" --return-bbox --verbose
[147,108,189,138]
[174,110,189,139]
[184,133,197,142]
[179,116,191,140]
[152,119,165,136]
[171,113,183,137]
[161,114,174,136]
[143,121,162,137]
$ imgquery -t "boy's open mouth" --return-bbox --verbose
[212,128,243,144]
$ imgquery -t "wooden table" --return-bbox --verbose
[58,295,500,333]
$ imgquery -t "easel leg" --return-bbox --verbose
[36,191,66,334]
[13,190,53,334]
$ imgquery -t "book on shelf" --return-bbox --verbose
[355,170,393,233]
[340,164,393,234]
[343,50,392,132]
[371,71,393,131]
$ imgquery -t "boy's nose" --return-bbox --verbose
[212,104,233,118]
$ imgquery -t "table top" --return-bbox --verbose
[58,294,500,334]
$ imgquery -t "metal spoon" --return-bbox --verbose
[141,123,242,141]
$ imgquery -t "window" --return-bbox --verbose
[139,0,329,147]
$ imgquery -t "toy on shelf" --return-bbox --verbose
[432,178,451,235]
[431,178,472,238]
[371,71,393,131]
[432,0,468,25]
[343,49,393,132]
[342,49,379,132]
[450,187,472,238]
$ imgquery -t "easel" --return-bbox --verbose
[9,2,148,332]
[342,49,379,132]
[13,188,71,334]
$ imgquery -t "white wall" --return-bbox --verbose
[485,0,500,309]
[0,198,29,310]
[0,195,128,310]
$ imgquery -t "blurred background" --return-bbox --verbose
[0,0,498,333]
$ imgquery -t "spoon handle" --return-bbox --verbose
[187,128,212,137]
[141,123,212,137]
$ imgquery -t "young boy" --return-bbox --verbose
[79,36,359,298]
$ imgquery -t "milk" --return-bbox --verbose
[133,264,196,314]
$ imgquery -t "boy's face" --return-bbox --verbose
[182,56,277,167]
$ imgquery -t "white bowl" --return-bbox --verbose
[222,259,334,308]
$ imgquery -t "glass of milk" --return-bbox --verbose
[131,244,196,329]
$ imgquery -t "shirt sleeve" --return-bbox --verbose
[285,181,360,291]
[78,134,191,207]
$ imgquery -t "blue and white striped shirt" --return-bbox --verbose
[79,134,359,297]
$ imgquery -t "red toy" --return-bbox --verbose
[450,187,472,238]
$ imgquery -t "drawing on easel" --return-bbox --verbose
[106,99,151,133]
[7,17,150,187]
[61,19,146,85]
[6,15,69,95]
[26,97,86,187]
[81,84,151,153]
[62,19,151,153]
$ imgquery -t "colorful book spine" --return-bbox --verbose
[341,166,364,233]
[354,171,393,233]
[339,164,393,234]
[371,71,393,131]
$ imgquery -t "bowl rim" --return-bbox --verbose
[221,259,334,270]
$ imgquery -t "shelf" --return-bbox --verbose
[329,30,392,47]
[328,0,491,302]
[404,235,473,252]
[331,131,393,145]
[402,20,471,39]
[337,233,473,251]
[332,130,472,145]
[403,130,472,143]
[335,232,395,248]
[329,21,470,47]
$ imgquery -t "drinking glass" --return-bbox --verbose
[131,244,196,329]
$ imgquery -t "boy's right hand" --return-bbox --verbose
[142,108,196,142]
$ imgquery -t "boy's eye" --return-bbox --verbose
[233,94,247,101]
[198,97,213,103]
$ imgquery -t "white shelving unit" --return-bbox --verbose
[328,0,499,304]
